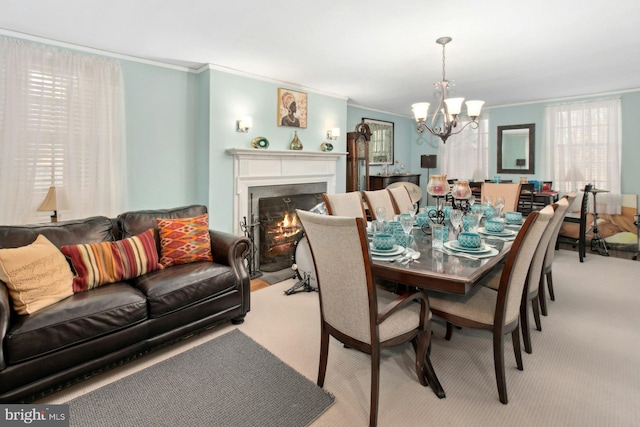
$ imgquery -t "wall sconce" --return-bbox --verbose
[326,127,340,140]
[236,116,253,133]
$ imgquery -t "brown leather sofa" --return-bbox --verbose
[0,205,250,403]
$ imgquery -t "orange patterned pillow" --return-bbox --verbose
[157,213,213,267]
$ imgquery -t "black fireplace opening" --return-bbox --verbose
[258,193,323,272]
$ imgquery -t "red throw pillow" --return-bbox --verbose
[156,213,213,267]
[62,228,161,292]
[542,183,551,191]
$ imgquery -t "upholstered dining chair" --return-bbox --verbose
[322,192,367,218]
[539,193,576,315]
[296,209,445,426]
[482,183,522,213]
[483,203,562,353]
[427,205,553,404]
[363,189,397,220]
[387,186,414,215]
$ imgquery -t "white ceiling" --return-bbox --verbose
[2,0,640,116]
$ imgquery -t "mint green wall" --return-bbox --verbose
[208,70,348,231]
[488,91,640,202]
[120,61,202,210]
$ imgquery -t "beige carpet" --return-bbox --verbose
[41,250,640,426]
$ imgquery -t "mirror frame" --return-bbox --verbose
[497,123,535,174]
[363,118,394,165]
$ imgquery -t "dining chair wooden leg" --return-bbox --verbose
[317,326,330,387]
[538,274,548,316]
[414,334,429,387]
[546,270,555,301]
[370,346,381,427]
[520,299,533,355]
[532,297,542,332]
[511,327,524,370]
[493,333,508,404]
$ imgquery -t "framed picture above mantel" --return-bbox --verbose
[278,88,307,128]
[363,118,394,165]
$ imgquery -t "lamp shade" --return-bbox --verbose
[420,154,437,169]
[412,102,429,122]
[465,100,484,118]
[444,97,464,115]
[37,186,69,212]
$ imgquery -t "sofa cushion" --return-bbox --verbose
[61,228,162,292]
[131,262,236,318]
[0,216,115,250]
[4,282,147,364]
[117,205,208,252]
[157,213,213,267]
[0,234,74,315]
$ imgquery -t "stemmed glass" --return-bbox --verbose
[408,203,418,218]
[374,206,386,234]
[400,214,414,247]
[495,197,505,218]
[468,195,476,207]
[484,196,493,207]
[449,209,463,237]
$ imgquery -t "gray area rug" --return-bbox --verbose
[67,329,334,427]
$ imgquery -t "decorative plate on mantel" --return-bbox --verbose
[251,137,269,149]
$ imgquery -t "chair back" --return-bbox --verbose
[482,183,522,212]
[363,189,397,219]
[296,210,376,344]
[322,192,366,218]
[494,205,554,327]
[544,194,574,268]
[387,186,414,215]
[527,201,568,295]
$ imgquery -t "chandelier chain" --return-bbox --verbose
[441,43,446,82]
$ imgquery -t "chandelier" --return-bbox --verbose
[412,37,484,144]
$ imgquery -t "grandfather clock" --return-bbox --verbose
[346,119,372,192]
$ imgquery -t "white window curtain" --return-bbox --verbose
[0,37,127,225]
[544,98,621,214]
[438,114,490,182]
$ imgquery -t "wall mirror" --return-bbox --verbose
[363,118,394,165]
[497,123,535,174]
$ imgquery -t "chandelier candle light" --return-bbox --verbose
[451,181,473,213]
[426,174,450,225]
[412,37,484,144]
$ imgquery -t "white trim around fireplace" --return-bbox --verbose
[226,148,346,234]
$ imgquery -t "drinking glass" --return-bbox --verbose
[484,196,493,206]
[408,203,418,218]
[374,206,386,234]
[495,196,505,218]
[449,209,463,235]
[468,195,476,207]
[400,213,414,246]
[432,224,445,249]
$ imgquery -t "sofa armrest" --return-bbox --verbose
[209,230,251,315]
[0,281,10,371]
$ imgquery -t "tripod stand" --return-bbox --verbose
[284,268,317,295]
[587,188,609,256]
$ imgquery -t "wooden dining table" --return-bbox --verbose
[372,227,514,295]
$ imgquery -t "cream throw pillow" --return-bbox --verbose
[0,234,74,315]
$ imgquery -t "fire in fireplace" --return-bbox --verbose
[258,193,323,272]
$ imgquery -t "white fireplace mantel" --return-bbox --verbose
[227,148,346,234]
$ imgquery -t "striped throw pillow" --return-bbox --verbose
[157,213,213,267]
[61,228,161,292]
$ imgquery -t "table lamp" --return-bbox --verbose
[37,186,66,223]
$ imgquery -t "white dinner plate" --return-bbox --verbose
[477,227,517,237]
[370,244,404,256]
[446,241,493,254]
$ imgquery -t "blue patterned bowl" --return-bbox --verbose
[458,232,482,248]
[486,219,505,233]
[505,211,523,223]
[373,233,394,250]
[463,215,478,231]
